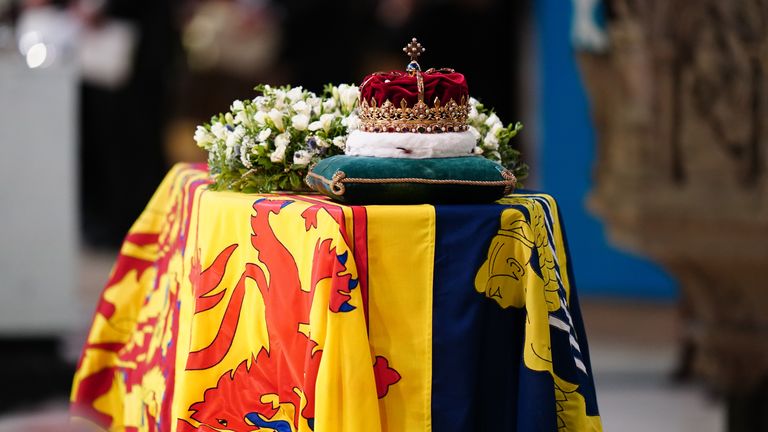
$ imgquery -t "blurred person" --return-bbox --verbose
[167,0,283,163]
[13,0,175,248]
[71,0,177,248]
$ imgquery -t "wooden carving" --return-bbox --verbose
[578,0,768,397]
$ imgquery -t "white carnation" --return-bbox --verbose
[293,150,313,166]
[292,100,311,117]
[291,113,310,131]
[268,108,285,131]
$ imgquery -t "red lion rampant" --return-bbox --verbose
[185,198,399,431]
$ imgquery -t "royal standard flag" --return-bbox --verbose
[72,164,601,431]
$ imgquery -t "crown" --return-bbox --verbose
[358,38,470,133]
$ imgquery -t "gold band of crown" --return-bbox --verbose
[358,96,470,133]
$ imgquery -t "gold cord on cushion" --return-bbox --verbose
[500,169,517,195]
[306,169,517,197]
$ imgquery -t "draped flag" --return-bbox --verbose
[72,164,601,431]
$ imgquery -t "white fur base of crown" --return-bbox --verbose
[344,130,477,159]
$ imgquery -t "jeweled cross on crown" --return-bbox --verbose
[403,38,425,74]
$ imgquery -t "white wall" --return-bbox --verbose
[0,53,80,335]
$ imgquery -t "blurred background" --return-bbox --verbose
[2,0,765,430]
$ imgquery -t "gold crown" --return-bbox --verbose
[358,97,469,133]
[358,38,470,134]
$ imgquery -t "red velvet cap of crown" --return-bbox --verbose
[360,70,469,107]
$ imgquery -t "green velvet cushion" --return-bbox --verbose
[305,155,516,204]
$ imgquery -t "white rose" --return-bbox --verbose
[286,87,304,103]
[274,131,291,149]
[485,113,502,128]
[268,108,285,131]
[484,132,499,150]
[332,136,347,150]
[254,111,268,125]
[257,128,272,142]
[211,122,226,139]
[472,146,484,155]
[322,98,337,113]
[292,100,311,117]
[270,144,287,163]
[467,126,482,142]
[342,114,361,131]
[293,150,313,166]
[231,99,244,112]
[291,113,310,131]
[193,126,212,147]
[270,132,290,162]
